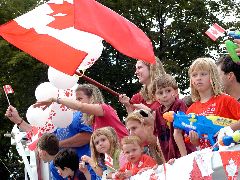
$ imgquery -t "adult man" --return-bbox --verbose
[5,106,96,180]
[216,55,240,102]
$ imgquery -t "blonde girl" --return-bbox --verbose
[119,57,166,113]
[35,84,128,140]
[185,57,240,149]
[81,127,123,178]
[125,109,165,165]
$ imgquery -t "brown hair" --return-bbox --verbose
[152,74,178,94]
[37,133,59,156]
[188,57,223,102]
[139,57,166,102]
[125,109,154,127]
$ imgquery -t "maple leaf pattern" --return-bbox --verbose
[60,104,69,111]
[49,109,57,120]
[47,2,74,30]
[64,89,73,97]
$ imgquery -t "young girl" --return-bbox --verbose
[80,127,123,178]
[119,57,166,113]
[175,57,240,151]
[35,84,128,140]
[125,109,166,165]
[115,136,157,179]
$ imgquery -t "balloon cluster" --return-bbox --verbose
[219,130,240,146]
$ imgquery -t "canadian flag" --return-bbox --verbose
[3,85,14,94]
[205,23,225,41]
[0,0,103,75]
[105,153,115,170]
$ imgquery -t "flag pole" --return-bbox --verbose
[4,91,11,106]
[75,71,120,97]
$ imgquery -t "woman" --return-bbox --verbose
[119,57,166,113]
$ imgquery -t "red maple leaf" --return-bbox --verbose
[47,2,74,30]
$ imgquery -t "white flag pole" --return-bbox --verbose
[4,91,11,106]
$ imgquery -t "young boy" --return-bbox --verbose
[115,136,156,179]
[153,74,195,159]
[54,148,88,180]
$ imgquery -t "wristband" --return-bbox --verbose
[56,97,61,104]
[17,119,24,126]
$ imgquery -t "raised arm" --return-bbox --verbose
[5,105,32,132]
[59,132,91,148]
[34,98,104,116]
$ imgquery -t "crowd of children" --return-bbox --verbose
[5,53,240,179]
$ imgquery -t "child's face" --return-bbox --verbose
[190,70,212,93]
[123,143,143,164]
[94,135,111,154]
[155,87,177,108]
[56,167,72,178]
[126,120,146,142]
[76,90,91,103]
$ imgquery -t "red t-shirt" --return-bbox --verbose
[118,154,157,176]
[187,94,240,149]
[154,99,195,161]
[93,104,128,140]
[131,93,161,111]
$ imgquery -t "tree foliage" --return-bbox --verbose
[0,0,239,178]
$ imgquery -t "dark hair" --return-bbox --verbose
[53,149,79,171]
[216,55,240,83]
[37,133,59,156]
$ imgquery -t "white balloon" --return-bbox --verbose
[26,105,50,128]
[78,41,103,71]
[35,82,58,101]
[50,103,73,128]
[57,84,78,100]
[48,67,79,89]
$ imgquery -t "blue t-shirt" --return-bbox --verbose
[50,111,98,180]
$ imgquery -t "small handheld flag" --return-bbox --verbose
[205,23,225,41]
[3,85,14,105]
[104,153,115,171]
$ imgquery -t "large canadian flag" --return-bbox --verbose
[0,0,103,75]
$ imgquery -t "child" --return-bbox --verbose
[125,109,165,165]
[177,57,240,151]
[152,74,195,158]
[54,148,87,180]
[35,84,128,140]
[80,127,123,178]
[115,136,157,179]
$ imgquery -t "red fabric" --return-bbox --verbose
[154,99,195,161]
[0,20,87,76]
[93,104,128,140]
[219,151,240,179]
[74,0,155,63]
[118,154,157,176]
[190,159,212,180]
[131,93,161,111]
[187,94,240,149]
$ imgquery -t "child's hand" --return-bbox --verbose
[115,172,125,179]
[189,130,200,146]
[79,161,89,174]
[167,158,175,165]
[81,155,91,163]
[124,170,132,178]
[234,39,240,55]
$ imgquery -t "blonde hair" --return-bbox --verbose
[125,109,154,127]
[121,135,142,147]
[139,57,166,102]
[152,74,178,94]
[188,57,223,102]
[76,84,104,125]
[90,127,120,166]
